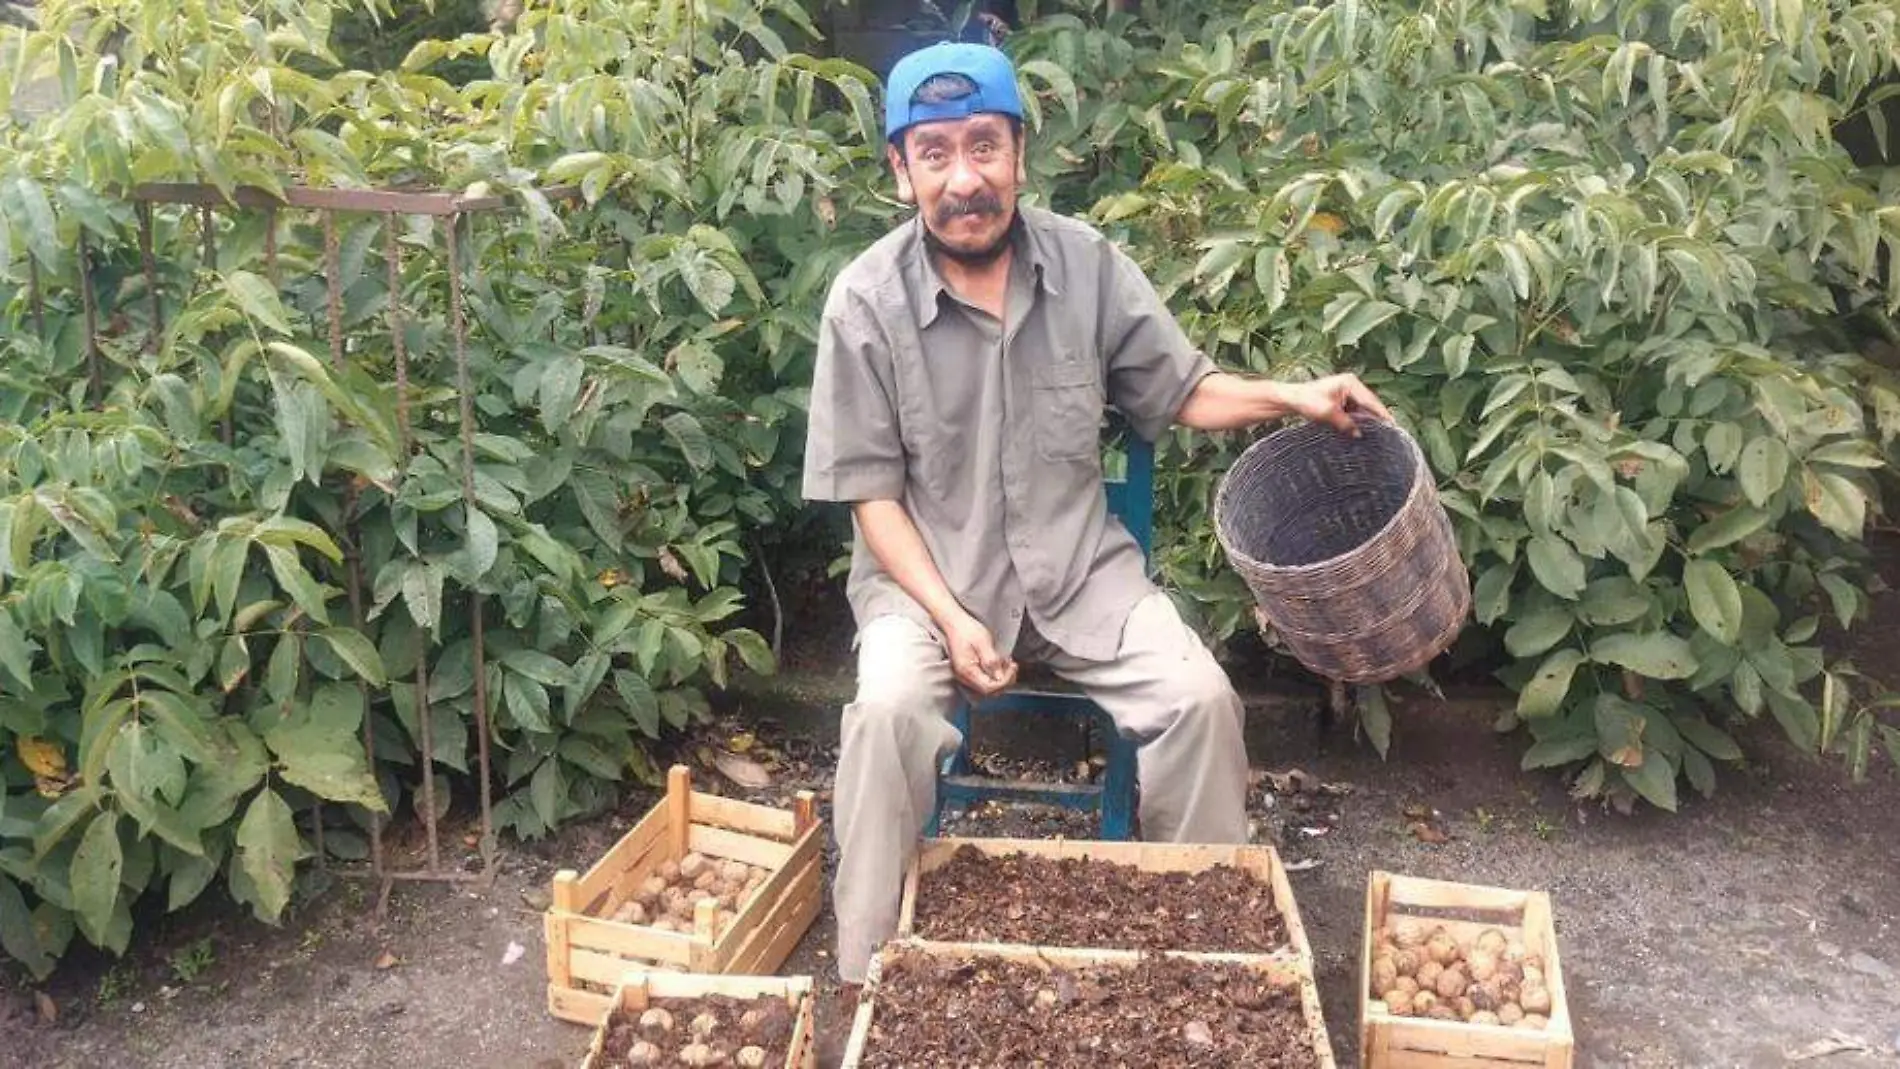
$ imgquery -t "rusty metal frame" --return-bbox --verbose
[120,182,561,906]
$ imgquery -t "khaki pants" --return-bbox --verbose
[829,591,1251,983]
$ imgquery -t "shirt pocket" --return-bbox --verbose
[1032,361,1102,462]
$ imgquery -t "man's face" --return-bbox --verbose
[889,113,1023,263]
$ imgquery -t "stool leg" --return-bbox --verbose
[1099,728,1139,841]
[928,699,977,836]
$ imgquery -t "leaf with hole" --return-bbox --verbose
[1518,649,1586,719]
[1592,631,1698,679]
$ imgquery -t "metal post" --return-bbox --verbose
[447,212,496,874]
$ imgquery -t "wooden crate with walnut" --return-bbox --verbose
[546,765,823,1026]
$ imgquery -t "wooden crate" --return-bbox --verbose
[896,836,1316,969]
[581,971,817,1069]
[1360,871,1575,1069]
[840,939,1338,1068]
[546,765,825,1026]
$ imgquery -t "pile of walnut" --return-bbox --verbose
[614,998,793,1068]
[1368,921,1554,1029]
[608,853,769,936]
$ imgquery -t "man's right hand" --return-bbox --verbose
[942,611,1017,698]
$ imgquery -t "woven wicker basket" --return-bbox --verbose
[1214,416,1470,683]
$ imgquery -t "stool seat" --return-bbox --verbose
[925,430,1153,841]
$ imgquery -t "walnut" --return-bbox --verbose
[735,1048,768,1069]
[639,1007,675,1036]
[690,1012,719,1039]
[1434,965,1468,1000]
[1370,956,1399,995]
[1475,928,1509,957]
[1392,921,1427,949]
[626,1040,662,1066]
[1520,984,1552,1015]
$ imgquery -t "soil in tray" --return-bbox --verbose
[910,846,1288,953]
[599,993,798,1067]
[857,948,1322,1068]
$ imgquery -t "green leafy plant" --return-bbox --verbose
[0,0,873,978]
[1007,0,1900,810]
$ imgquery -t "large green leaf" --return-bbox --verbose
[1504,608,1571,658]
[0,607,34,689]
[1580,576,1651,626]
[1676,716,1743,761]
[1737,438,1789,506]
[0,874,55,979]
[1622,748,1679,811]
[1517,648,1586,719]
[1591,632,1698,679]
[225,270,293,335]
[278,748,388,811]
[71,811,123,945]
[234,788,301,921]
[1525,534,1586,599]
[1682,559,1743,645]
[1802,469,1865,537]
[502,649,572,688]
[1684,506,1769,555]
[1520,733,1597,769]
[317,627,387,686]
[105,722,203,856]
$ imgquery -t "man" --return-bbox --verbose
[802,38,1390,1020]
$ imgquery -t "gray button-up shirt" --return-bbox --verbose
[801,205,1215,661]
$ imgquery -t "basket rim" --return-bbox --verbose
[1213,416,1437,579]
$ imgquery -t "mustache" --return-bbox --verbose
[931,192,1005,225]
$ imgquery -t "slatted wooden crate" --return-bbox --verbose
[581,971,817,1069]
[896,836,1316,968]
[839,940,1338,1068]
[546,765,824,1026]
[1361,871,1575,1069]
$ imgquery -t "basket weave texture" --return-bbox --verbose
[1214,417,1470,683]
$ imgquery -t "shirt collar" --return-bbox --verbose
[907,207,1062,328]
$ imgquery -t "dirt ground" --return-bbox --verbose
[6,556,1900,1068]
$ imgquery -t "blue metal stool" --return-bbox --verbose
[924,431,1153,840]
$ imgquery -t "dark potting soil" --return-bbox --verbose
[597,993,798,1066]
[910,846,1290,953]
[855,948,1323,1068]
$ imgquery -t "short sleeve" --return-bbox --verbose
[1100,245,1216,442]
[801,287,908,503]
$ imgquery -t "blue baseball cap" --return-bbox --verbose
[884,41,1024,144]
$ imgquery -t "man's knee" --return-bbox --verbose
[1165,659,1243,728]
[843,677,949,737]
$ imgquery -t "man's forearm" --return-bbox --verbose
[1173,372,1293,431]
[852,499,969,628]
